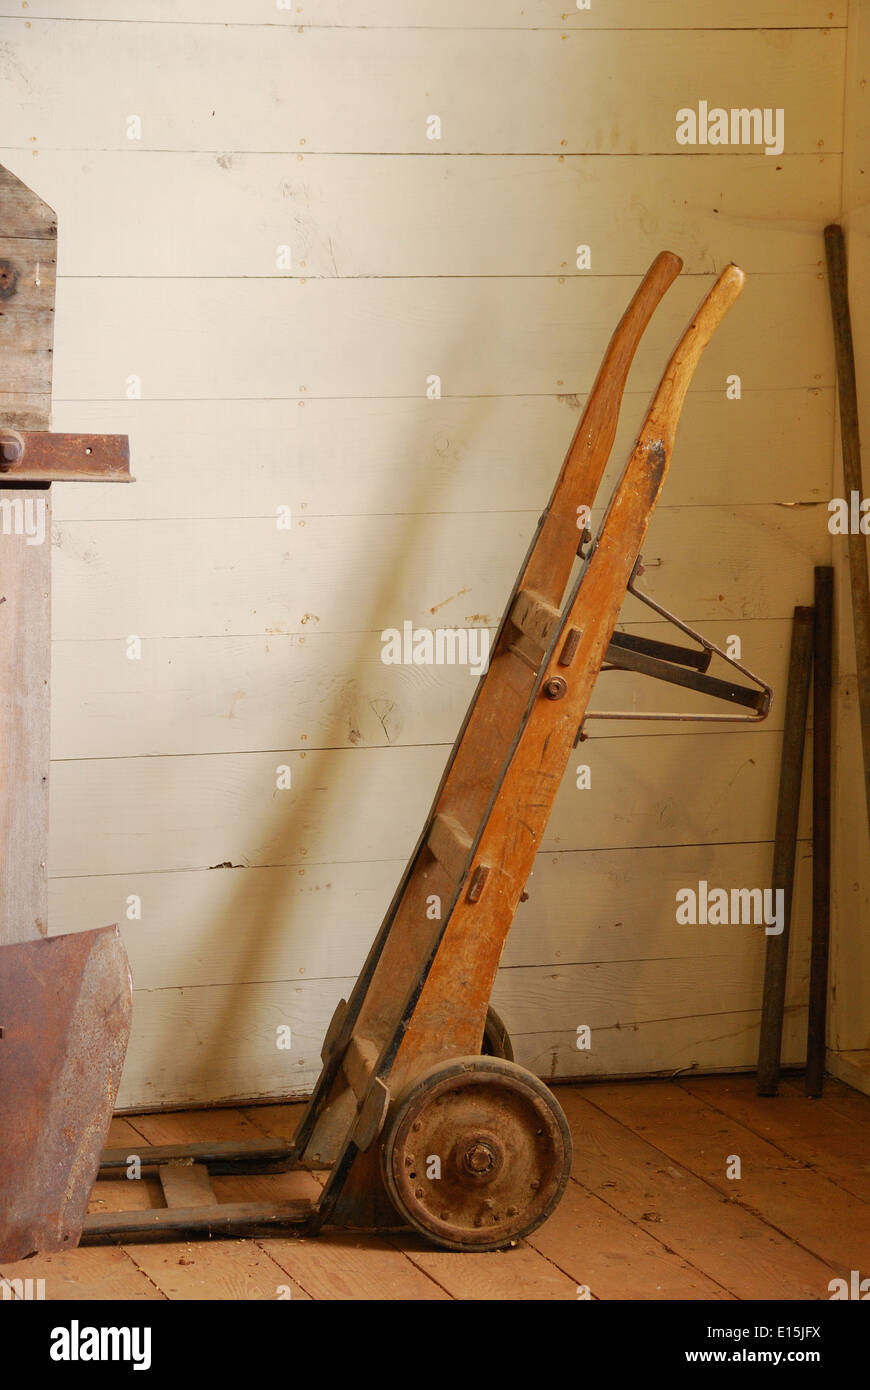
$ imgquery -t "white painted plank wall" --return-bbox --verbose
[0,3,842,1106]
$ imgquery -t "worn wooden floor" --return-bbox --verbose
[4,1074,869,1301]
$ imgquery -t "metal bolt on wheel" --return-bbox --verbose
[380,1056,572,1252]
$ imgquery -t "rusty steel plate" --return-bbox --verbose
[381,1055,572,1252]
[0,431,131,483]
[0,925,132,1261]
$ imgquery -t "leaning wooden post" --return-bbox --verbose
[756,606,814,1096]
[825,224,870,836]
[0,165,133,1261]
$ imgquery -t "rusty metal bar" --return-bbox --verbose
[806,567,834,1097]
[0,430,131,482]
[757,606,814,1096]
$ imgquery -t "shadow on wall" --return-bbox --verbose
[151,307,510,1105]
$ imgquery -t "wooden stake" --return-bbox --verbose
[757,606,814,1096]
[824,224,870,836]
[806,567,834,1097]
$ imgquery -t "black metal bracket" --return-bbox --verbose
[585,558,773,725]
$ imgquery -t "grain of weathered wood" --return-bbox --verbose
[0,166,55,947]
[0,1246,165,1300]
[49,505,830,643]
[0,2,846,28]
[0,24,843,155]
[48,730,811,879]
[587,1080,870,1274]
[128,1238,312,1301]
[265,1232,451,1300]
[684,1074,870,1202]
[784,1074,870,1127]
[527,1178,731,1300]
[8,150,839,279]
[389,1234,578,1301]
[50,273,831,402]
[49,840,813,989]
[48,391,833,523]
[47,620,800,761]
[559,1086,843,1297]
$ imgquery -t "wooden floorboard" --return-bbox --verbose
[6,1077,867,1299]
[682,1075,870,1204]
[582,1079,868,1281]
[559,1085,839,1300]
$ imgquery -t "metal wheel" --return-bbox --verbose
[380,1056,572,1252]
[481,1004,514,1061]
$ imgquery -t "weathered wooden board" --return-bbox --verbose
[48,504,829,644]
[0,165,55,944]
[49,272,832,401]
[0,2,846,28]
[49,619,797,760]
[48,727,811,878]
[46,389,833,523]
[0,24,843,155]
[48,839,813,990]
[831,2,870,1062]
[113,947,812,1110]
[0,150,838,279]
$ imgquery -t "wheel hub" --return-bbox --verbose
[381,1056,572,1252]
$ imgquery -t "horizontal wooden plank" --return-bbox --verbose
[48,839,812,990]
[49,504,830,642]
[0,3,846,29]
[47,389,834,523]
[48,727,811,877]
[49,619,797,759]
[113,957,811,1110]
[49,272,833,400]
[0,150,837,278]
[0,25,843,154]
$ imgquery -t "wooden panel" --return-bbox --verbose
[48,840,813,990]
[48,727,812,878]
[46,390,834,523]
[49,505,829,642]
[112,918,811,1109]
[0,3,846,28]
[0,24,842,155]
[48,620,797,761]
[0,166,55,945]
[49,272,832,401]
[831,1,870,1058]
[0,150,838,279]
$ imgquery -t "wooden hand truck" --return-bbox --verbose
[88,253,771,1253]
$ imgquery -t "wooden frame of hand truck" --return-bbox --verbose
[86,253,772,1254]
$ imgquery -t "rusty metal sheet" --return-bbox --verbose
[0,430,130,482]
[0,925,132,1261]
